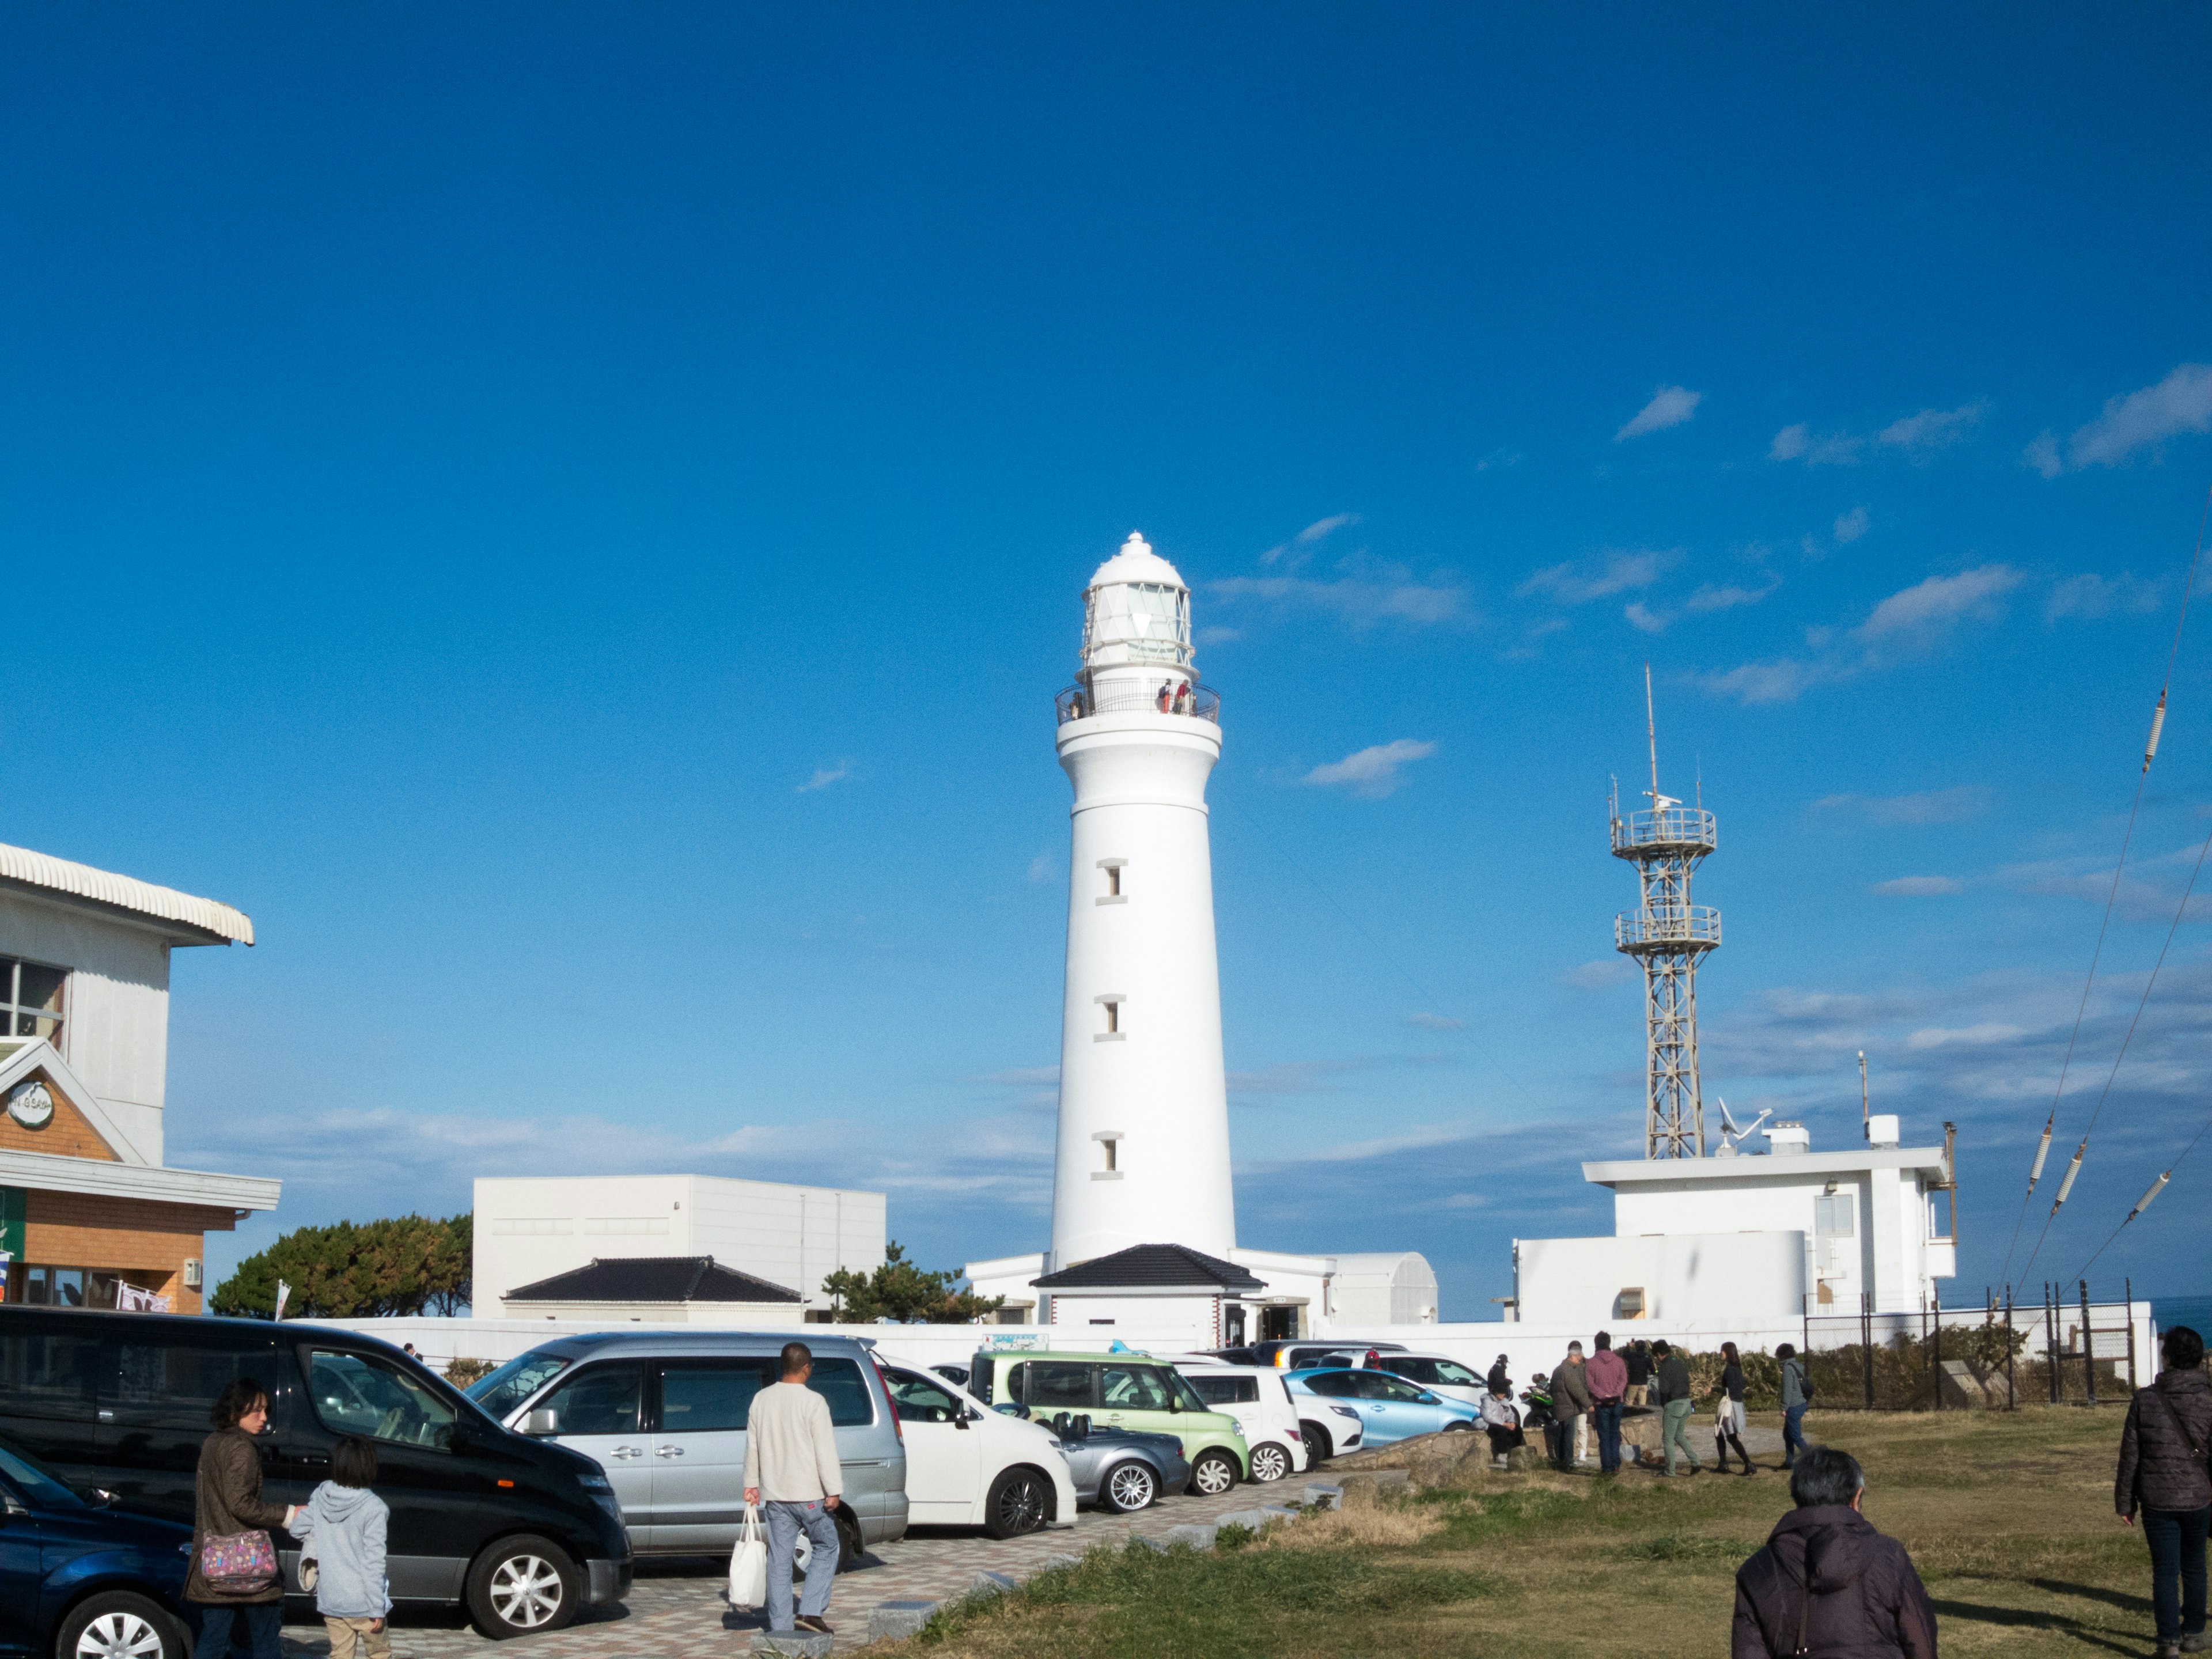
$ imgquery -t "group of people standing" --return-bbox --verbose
[1494,1332,1816,1479]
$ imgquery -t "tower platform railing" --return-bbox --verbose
[1610,806,1717,855]
[1056,683,1222,724]
[1615,904,1723,950]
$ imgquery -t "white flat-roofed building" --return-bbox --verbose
[1513,1113,1956,1326]
[474,1175,885,1319]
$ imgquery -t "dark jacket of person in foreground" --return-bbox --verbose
[1733,1450,1938,1659]
[2116,1365,2212,1518]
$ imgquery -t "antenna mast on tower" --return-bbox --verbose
[1610,665,1722,1158]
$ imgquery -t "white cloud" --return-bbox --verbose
[1771,424,1863,466]
[1870,875,1967,896]
[1517,548,1676,604]
[2046,572,2166,623]
[1405,1012,1466,1032]
[1683,578,1781,614]
[1834,506,1869,544]
[1624,601,1668,634]
[1212,565,1471,628]
[1816,787,1990,826]
[1616,385,1703,441]
[2031,364,2212,476]
[1698,566,2021,704]
[1905,1022,2025,1051]
[1026,854,1056,884]
[1302,738,1437,799]
[1260,513,1361,566]
[797,764,850,793]
[1563,958,1636,990]
[1877,401,1987,454]
[1770,424,1810,461]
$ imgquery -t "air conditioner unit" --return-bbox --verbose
[182,1260,203,1289]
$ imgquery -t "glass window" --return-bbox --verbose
[304,1349,459,1449]
[1187,1374,1257,1407]
[0,1327,101,1415]
[534,1363,643,1437]
[1431,1361,1481,1388]
[1022,1362,1097,1411]
[1370,1376,1429,1403]
[1300,1371,1358,1398]
[1816,1194,1856,1236]
[465,1350,573,1421]
[1391,1359,1438,1384]
[0,1439,84,1509]
[658,1361,775,1433]
[0,956,66,1046]
[113,1339,275,1425]
[1100,1365,1172,1411]
[886,1369,964,1423]
[806,1358,876,1427]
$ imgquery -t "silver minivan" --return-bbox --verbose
[465,1331,907,1568]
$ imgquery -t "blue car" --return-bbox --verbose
[0,1437,195,1659]
[1283,1367,1482,1448]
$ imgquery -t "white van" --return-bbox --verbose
[1173,1363,1308,1483]
[877,1359,1077,1536]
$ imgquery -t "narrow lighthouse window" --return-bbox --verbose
[1094,994,1125,1040]
[1097,859,1126,903]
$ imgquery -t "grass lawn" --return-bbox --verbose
[905,1406,2158,1659]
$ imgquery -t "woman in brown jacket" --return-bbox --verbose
[188,1378,298,1659]
[2117,1325,2212,1659]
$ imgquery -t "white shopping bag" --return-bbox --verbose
[728,1504,768,1609]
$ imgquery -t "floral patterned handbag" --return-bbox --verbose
[199,1529,279,1594]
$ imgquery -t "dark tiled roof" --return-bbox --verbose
[1031,1243,1266,1293]
[504,1255,802,1305]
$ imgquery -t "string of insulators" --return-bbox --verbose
[2050,1141,2086,1214]
[2130,1172,2171,1222]
[2026,1119,2054,1195]
[2145,691,2169,774]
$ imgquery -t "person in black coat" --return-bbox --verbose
[2118,1324,2212,1658]
[1733,1447,1937,1659]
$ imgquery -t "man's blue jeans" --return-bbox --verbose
[1593,1403,1623,1473]
[1782,1404,1808,1466]
[2142,1505,2211,1643]
[765,1499,841,1631]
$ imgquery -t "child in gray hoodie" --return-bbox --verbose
[289,1435,391,1659]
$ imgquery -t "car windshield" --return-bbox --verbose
[467,1350,574,1419]
[0,1438,85,1509]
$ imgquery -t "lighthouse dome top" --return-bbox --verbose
[1086,532,1187,593]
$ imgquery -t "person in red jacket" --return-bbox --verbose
[1584,1330,1629,1475]
[1733,1447,1937,1659]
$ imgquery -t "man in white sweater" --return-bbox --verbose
[743,1342,845,1635]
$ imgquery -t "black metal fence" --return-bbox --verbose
[1797,1281,2146,1410]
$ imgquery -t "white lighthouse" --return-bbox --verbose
[1046,533,1235,1267]
[961,533,1436,1342]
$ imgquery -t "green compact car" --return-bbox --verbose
[968,1349,1251,1495]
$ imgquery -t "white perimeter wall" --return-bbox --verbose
[474,1176,886,1316]
[0,891,176,1164]
[1516,1231,1806,1328]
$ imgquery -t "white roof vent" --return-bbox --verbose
[1866,1113,1900,1149]
[1768,1120,1810,1156]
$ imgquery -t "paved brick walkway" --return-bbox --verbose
[278,1480,1278,1657]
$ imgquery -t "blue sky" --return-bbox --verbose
[6,6,2212,1315]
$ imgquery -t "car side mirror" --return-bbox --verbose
[522,1408,559,1437]
[1416,1392,1439,1406]
[1168,1396,1182,1412]
[950,1409,968,1430]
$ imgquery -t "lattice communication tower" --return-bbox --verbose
[1610,666,1721,1158]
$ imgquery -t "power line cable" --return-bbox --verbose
[2001,483,2211,1291]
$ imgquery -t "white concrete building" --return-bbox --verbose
[1512,1112,1957,1327]
[0,841,280,1312]
[474,1175,884,1319]
[963,535,1431,1342]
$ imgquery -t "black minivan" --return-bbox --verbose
[0,1306,632,1639]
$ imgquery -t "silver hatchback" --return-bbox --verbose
[467,1332,907,1566]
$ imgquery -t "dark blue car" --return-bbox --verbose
[0,1438,194,1659]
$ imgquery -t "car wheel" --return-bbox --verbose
[984,1465,1052,1538]
[1444,1420,1476,1433]
[1248,1441,1291,1483]
[790,1508,866,1580]
[1189,1449,1239,1497]
[1301,1422,1332,1465]
[467,1533,580,1639]
[1100,1460,1157,1513]
[58,1593,185,1659]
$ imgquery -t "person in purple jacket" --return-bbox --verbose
[1584,1331,1628,1475]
